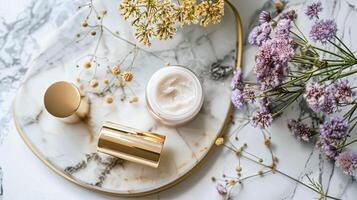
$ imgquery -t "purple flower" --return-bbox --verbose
[231,89,244,109]
[216,183,227,195]
[320,117,348,140]
[310,19,337,44]
[279,10,297,21]
[254,38,294,90]
[305,2,323,20]
[248,22,272,46]
[276,19,292,38]
[231,70,243,90]
[259,11,271,24]
[335,151,357,175]
[250,108,273,129]
[332,79,354,104]
[304,82,337,114]
[287,119,313,142]
[243,87,256,103]
[317,139,339,159]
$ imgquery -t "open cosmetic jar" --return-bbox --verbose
[146,65,204,126]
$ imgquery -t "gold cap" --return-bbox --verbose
[97,122,166,168]
[44,81,89,123]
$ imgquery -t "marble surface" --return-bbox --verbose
[0,0,357,199]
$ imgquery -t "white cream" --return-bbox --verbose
[146,66,204,126]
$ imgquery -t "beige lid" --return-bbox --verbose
[44,81,81,118]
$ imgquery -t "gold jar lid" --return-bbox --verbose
[44,81,81,118]
[97,122,166,168]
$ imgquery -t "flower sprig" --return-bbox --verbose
[75,2,140,104]
[119,0,224,46]
[231,2,357,177]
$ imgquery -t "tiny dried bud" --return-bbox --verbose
[76,78,80,83]
[105,95,114,104]
[228,180,236,186]
[122,71,133,82]
[101,9,107,15]
[104,79,109,84]
[273,156,278,163]
[270,163,276,171]
[111,65,121,75]
[81,20,88,27]
[83,61,91,69]
[130,96,139,103]
[76,33,81,38]
[115,80,126,87]
[235,149,241,156]
[235,166,242,172]
[215,137,224,146]
[258,158,263,163]
[258,170,263,176]
[211,177,216,182]
[237,172,241,177]
[90,79,99,88]
[274,0,284,11]
[91,31,97,36]
[264,138,271,146]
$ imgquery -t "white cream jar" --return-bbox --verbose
[146,65,204,126]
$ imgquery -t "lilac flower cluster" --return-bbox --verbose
[287,119,313,142]
[320,117,349,140]
[248,22,272,46]
[303,82,337,114]
[250,107,273,129]
[305,1,322,20]
[317,117,348,159]
[335,151,357,175]
[231,89,244,109]
[332,80,355,104]
[216,183,227,195]
[279,10,297,21]
[249,11,294,91]
[304,81,355,114]
[304,2,337,44]
[310,19,337,44]
[231,70,245,109]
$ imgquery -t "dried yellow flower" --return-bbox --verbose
[122,71,133,82]
[90,79,99,88]
[215,137,224,146]
[91,30,97,36]
[176,0,199,25]
[130,96,139,103]
[83,61,92,69]
[118,0,224,46]
[111,65,121,75]
[198,0,224,27]
[105,95,114,104]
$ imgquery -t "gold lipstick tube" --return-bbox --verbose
[97,122,166,168]
[44,81,89,123]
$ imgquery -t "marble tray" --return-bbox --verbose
[12,0,239,196]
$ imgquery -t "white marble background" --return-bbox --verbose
[0,0,357,199]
